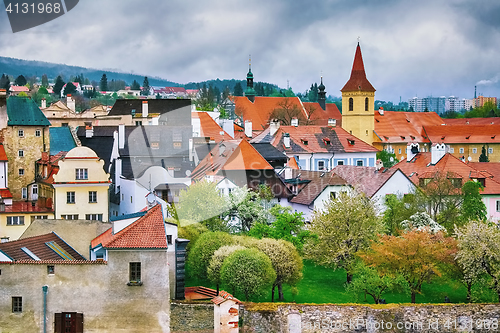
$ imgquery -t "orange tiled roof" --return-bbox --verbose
[0,188,13,198]
[424,124,500,144]
[212,290,241,305]
[341,43,375,92]
[443,118,499,126]
[469,162,500,180]
[374,110,444,144]
[271,126,378,154]
[393,153,500,195]
[0,144,7,161]
[91,204,167,249]
[192,112,233,141]
[191,139,273,180]
[233,96,341,131]
[333,165,402,197]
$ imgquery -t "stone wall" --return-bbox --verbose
[170,301,214,333]
[240,303,500,333]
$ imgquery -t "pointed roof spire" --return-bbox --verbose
[341,42,375,92]
[318,75,325,91]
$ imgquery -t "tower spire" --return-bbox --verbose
[245,55,256,102]
[318,74,326,110]
[341,42,375,92]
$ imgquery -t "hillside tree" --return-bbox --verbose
[99,74,108,91]
[141,76,150,96]
[14,74,27,86]
[41,74,49,87]
[53,75,65,96]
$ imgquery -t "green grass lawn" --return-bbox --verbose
[186,260,496,304]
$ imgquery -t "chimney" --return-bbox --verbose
[406,143,419,161]
[118,124,125,149]
[284,166,292,180]
[378,107,384,115]
[115,158,122,191]
[41,98,46,109]
[244,120,252,138]
[220,119,234,139]
[376,159,383,171]
[291,117,298,127]
[67,94,75,112]
[431,143,446,165]
[283,133,290,148]
[269,120,280,136]
[328,118,336,127]
[142,101,149,118]
[85,125,94,138]
[192,117,201,137]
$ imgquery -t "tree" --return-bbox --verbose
[376,150,398,168]
[99,74,108,91]
[141,76,150,96]
[187,231,234,280]
[53,75,65,96]
[253,238,303,302]
[233,82,243,96]
[220,248,276,301]
[345,262,409,304]
[479,146,489,162]
[360,230,457,303]
[63,82,77,96]
[177,180,229,228]
[225,188,267,232]
[461,181,487,222]
[400,212,445,233]
[208,245,246,293]
[268,98,305,126]
[38,87,48,95]
[304,192,383,283]
[455,221,500,302]
[41,74,49,87]
[14,75,27,86]
[131,79,141,90]
[0,74,11,92]
[177,222,208,251]
[307,83,318,102]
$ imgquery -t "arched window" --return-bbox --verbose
[349,98,353,111]
[365,97,369,111]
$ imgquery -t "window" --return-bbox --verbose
[47,265,55,275]
[357,160,363,166]
[472,148,477,154]
[31,215,48,222]
[318,160,325,171]
[67,192,75,204]
[18,150,24,157]
[330,192,336,200]
[32,185,38,195]
[130,196,133,203]
[349,97,353,111]
[489,148,494,154]
[75,168,88,180]
[167,235,172,245]
[85,214,103,221]
[129,262,141,282]
[61,123,68,127]
[365,97,369,111]
[399,148,402,154]
[61,214,79,220]
[35,129,41,137]
[135,121,142,126]
[7,216,24,225]
[89,191,97,203]
[22,187,27,199]
[459,148,464,154]
[337,160,344,166]
[12,297,22,313]
[18,129,24,137]
[19,169,24,176]
[173,142,182,149]
[497,201,500,212]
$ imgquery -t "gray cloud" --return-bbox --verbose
[0,0,499,102]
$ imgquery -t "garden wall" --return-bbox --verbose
[171,301,500,332]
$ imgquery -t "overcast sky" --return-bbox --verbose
[1,0,499,102]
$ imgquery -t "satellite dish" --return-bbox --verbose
[185,170,192,177]
[468,156,472,161]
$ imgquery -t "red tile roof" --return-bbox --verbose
[9,86,29,92]
[192,112,233,141]
[289,170,347,205]
[443,118,499,126]
[2,201,53,213]
[374,110,444,144]
[0,144,7,161]
[341,43,375,92]
[0,232,85,261]
[191,140,273,180]
[332,165,402,197]
[185,286,218,300]
[271,126,378,154]
[91,204,167,249]
[0,188,13,198]
[424,124,500,144]
[212,290,241,305]
[468,162,500,180]
[393,153,500,195]
[233,96,341,131]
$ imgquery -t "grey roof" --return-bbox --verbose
[108,99,192,126]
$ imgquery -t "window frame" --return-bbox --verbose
[489,148,494,154]
[18,169,24,176]
[35,129,41,137]
[61,214,79,220]
[85,214,103,221]
[18,129,24,137]
[7,216,24,225]
[129,262,142,282]
[356,160,364,166]
[18,150,24,157]
[75,168,88,180]
[472,148,477,154]
[88,191,97,203]
[12,297,22,313]
[348,97,353,111]
[497,200,500,212]
[459,148,464,154]
[365,97,369,111]
[66,191,75,204]
[318,160,325,171]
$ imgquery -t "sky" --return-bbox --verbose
[1,0,500,103]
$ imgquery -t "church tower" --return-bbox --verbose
[244,55,256,102]
[341,42,375,143]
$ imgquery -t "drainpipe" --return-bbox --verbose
[42,285,48,333]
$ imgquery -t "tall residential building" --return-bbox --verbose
[408,96,446,113]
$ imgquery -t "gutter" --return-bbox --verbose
[42,285,48,333]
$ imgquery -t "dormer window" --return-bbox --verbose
[301,139,308,145]
[323,138,330,146]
